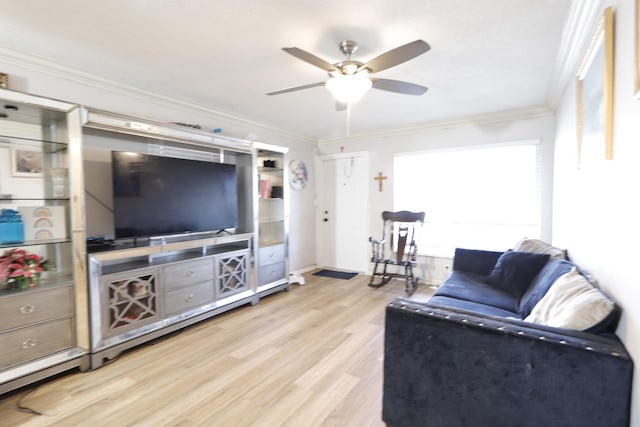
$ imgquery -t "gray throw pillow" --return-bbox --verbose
[524,267,615,330]
[513,238,567,260]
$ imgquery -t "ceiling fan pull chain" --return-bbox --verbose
[346,103,351,137]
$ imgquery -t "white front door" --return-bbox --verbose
[316,153,369,272]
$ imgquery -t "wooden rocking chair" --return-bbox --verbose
[368,210,425,295]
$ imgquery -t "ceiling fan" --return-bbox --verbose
[266,39,430,107]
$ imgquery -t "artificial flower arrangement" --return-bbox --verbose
[0,248,48,289]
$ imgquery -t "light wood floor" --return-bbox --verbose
[0,272,435,427]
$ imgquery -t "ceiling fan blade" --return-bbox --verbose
[282,47,341,73]
[358,40,430,73]
[371,78,428,95]
[266,82,326,96]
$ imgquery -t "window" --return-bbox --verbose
[394,142,541,256]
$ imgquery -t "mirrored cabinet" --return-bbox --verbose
[0,88,292,392]
[0,89,89,394]
[254,142,289,296]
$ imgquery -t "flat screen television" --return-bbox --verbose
[111,151,238,240]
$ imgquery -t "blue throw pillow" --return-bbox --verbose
[486,251,550,298]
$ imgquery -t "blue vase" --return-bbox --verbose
[0,209,24,244]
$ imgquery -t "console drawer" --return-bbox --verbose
[258,261,285,286]
[163,258,214,290]
[0,286,73,332]
[258,244,285,267]
[0,318,74,368]
[164,281,214,316]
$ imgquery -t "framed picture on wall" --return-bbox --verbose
[576,6,614,163]
[11,147,43,177]
[289,159,308,190]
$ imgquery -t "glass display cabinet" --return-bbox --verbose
[254,142,289,296]
[0,88,89,394]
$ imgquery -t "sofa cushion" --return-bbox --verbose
[524,267,616,331]
[434,271,519,312]
[427,295,520,318]
[452,248,504,275]
[513,238,568,260]
[485,251,550,298]
[518,258,574,317]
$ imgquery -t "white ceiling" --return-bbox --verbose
[0,0,572,141]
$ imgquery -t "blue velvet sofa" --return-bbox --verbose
[383,247,633,427]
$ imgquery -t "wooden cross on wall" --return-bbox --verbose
[374,171,387,192]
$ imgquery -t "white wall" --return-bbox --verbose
[0,61,317,272]
[316,113,557,282]
[553,0,639,424]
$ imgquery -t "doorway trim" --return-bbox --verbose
[315,151,370,272]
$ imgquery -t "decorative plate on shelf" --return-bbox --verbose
[289,159,308,190]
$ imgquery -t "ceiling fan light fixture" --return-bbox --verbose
[325,74,372,103]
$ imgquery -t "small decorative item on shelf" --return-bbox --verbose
[18,206,67,240]
[271,186,283,198]
[0,208,24,244]
[260,179,269,198]
[0,248,48,290]
[51,168,69,197]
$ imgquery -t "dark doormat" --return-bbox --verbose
[313,269,358,280]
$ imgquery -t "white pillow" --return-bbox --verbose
[524,267,614,331]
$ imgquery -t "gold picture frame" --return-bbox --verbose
[576,6,614,163]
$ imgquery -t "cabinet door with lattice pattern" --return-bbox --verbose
[101,267,160,337]
[215,250,249,299]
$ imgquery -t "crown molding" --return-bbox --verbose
[546,0,605,109]
[0,45,316,145]
[317,105,554,144]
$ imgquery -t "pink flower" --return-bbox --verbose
[1,248,48,287]
[0,257,10,282]
[10,269,24,277]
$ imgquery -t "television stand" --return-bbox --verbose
[87,232,260,369]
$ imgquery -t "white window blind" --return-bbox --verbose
[394,142,541,256]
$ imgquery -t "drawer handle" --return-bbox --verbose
[185,294,194,303]
[186,271,194,277]
[20,304,36,314]
[22,339,38,350]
